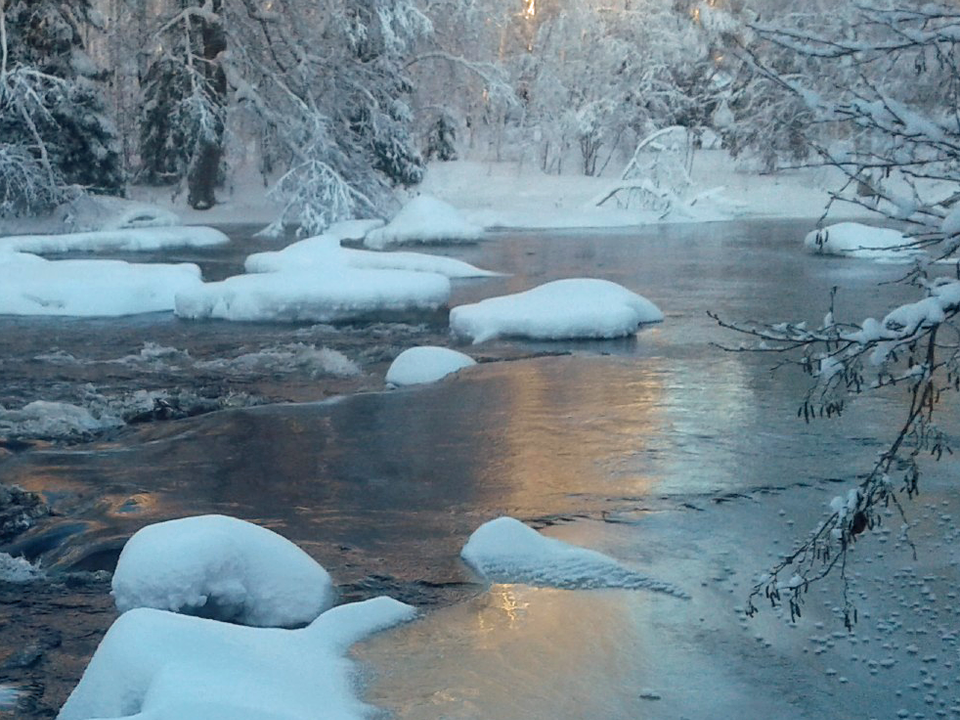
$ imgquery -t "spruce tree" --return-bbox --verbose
[1,0,124,197]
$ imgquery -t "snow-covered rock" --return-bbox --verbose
[386,346,476,386]
[803,222,920,259]
[0,252,204,316]
[449,278,663,343]
[175,267,451,323]
[0,226,229,253]
[245,233,498,278]
[112,515,335,628]
[363,195,483,249]
[57,597,417,720]
[461,517,687,597]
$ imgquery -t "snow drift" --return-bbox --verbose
[57,597,417,720]
[0,252,203,316]
[112,515,335,628]
[363,195,483,249]
[449,278,663,343]
[245,233,498,278]
[461,517,687,597]
[386,346,476,386]
[174,267,451,322]
[0,226,229,253]
[803,222,920,260]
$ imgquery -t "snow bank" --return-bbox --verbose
[245,233,498,278]
[803,222,920,259]
[57,597,417,720]
[450,278,663,343]
[461,517,687,597]
[0,226,229,253]
[176,268,451,323]
[363,195,483,249]
[112,515,335,628]
[386,346,476,386]
[0,252,203,316]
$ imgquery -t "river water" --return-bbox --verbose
[1,220,958,719]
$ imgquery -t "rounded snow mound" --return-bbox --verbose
[461,517,687,597]
[386,346,476,386]
[449,278,663,343]
[363,195,483,249]
[111,515,335,628]
[803,222,920,260]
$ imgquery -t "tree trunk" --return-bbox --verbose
[187,0,226,210]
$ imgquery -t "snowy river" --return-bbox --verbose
[2,220,959,719]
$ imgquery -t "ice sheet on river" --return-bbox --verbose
[57,597,416,720]
[461,517,687,597]
[450,278,663,343]
[0,252,203,316]
[175,267,451,322]
[112,515,335,628]
[245,233,498,278]
[0,226,229,253]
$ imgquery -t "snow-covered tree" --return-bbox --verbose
[716,1,960,626]
[0,0,123,215]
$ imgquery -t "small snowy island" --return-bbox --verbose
[450,278,664,343]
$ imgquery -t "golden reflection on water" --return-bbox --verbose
[484,356,667,509]
[356,585,652,720]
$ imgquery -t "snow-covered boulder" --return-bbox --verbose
[57,597,417,720]
[0,226,229,253]
[449,278,663,343]
[175,267,451,323]
[461,517,687,597]
[0,252,203,317]
[0,400,123,439]
[245,234,499,278]
[363,195,483,249]
[386,346,476,386]
[112,515,335,628]
[803,222,920,259]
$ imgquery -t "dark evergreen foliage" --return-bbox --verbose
[1,0,124,196]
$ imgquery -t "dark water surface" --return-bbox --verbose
[0,219,947,717]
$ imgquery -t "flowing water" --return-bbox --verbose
[1,220,957,718]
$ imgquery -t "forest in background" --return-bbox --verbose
[2,0,959,242]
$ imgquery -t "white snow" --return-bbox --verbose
[0,400,123,438]
[460,516,687,597]
[363,195,483,249]
[175,267,451,323]
[386,346,476,386]
[245,233,499,278]
[57,597,417,720]
[803,222,920,260]
[0,226,229,253]
[0,252,204,316]
[449,278,663,343]
[0,552,44,583]
[112,515,335,628]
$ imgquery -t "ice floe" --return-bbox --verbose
[461,517,688,597]
[112,515,335,628]
[450,278,663,343]
[363,195,483,249]
[57,597,416,720]
[386,346,476,386]
[175,268,451,323]
[803,222,921,260]
[0,252,203,316]
[0,226,229,253]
